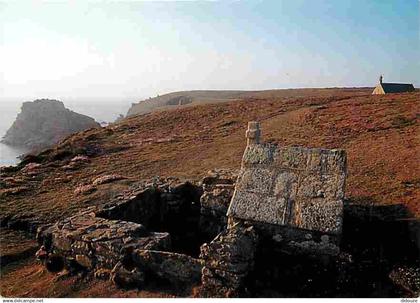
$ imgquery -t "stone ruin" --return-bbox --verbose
[35,122,419,297]
[199,122,347,296]
[36,175,235,290]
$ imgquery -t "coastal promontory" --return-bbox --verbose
[2,99,100,150]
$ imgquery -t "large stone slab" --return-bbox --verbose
[227,142,347,235]
[41,209,171,270]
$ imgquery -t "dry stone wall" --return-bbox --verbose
[200,224,259,297]
[36,178,218,288]
[228,144,346,234]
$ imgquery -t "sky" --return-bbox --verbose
[0,0,419,102]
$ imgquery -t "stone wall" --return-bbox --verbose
[39,208,171,273]
[226,121,347,255]
[199,169,238,236]
[200,223,259,297]
[36,178,222,288]
[2,99,100,150]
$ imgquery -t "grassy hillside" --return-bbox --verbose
[1,89,418,227]
[1,88,419,297]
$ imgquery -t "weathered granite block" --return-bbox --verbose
[254,196,288,225]
[274,146,309,169]
[237,168,274,194]
[227,126,347,236]
[242,144,274,165]
[227,191,263,222]
[273,170,299,198]
[200,185,234,216]
[293,198,343,233]
[201,169,238,190]
[200,224,259,297]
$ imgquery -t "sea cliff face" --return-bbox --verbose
[1,99,100,150]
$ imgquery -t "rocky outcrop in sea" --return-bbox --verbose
[2,99,100,150]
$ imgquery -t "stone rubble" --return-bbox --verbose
[227,121,347,255]
[200,223,259,297]
[132,249,203,284]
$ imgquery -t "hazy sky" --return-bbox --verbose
[1,0,419,102]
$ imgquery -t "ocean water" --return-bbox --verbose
[0,102,26,166]
[0,100,132,167]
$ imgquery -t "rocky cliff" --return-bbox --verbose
[2,99,100,150]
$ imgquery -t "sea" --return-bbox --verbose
[0,99,133,167]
